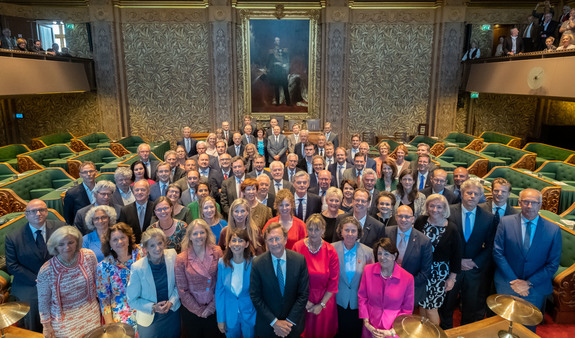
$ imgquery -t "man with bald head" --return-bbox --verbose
[119,180,154,243]
[309,170,332,209]
[420,169,457,204]
[227,132,245,157]
[384,205,433,306]
[503,27,525,55]
[6,200,65,332]
[493,189,561,331]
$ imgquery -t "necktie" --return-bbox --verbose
[161,183,167,196]
[224,131,228,141]
[236,146,240,156]
[201,170,208,177]
[338,165,344,187]
[276,183,281,193]
[289,170,294,182]
[357,171,362,184]
[321,190,326,197]
[224,172,228,180]
[144,162,151,177]
[185,138,190,153]
[524,221,533,251]
[276,136,279,143]
[464,211,472,242]
[35,229,47,257]
[397,233,407,265]
[138,205,145,230]
[190,190,197,202]
[326,158,332,168]
[494,207,502,226]
[320,149,324,157]
[297,198,304,220]
[277,259,285,296]
[237,178,243,198]
[419,174,425,190]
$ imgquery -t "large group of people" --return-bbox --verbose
[5,117,562,337]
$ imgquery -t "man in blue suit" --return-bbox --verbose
[493,188,561,331]
[63,161,96,224]
[250,222,309,337]
[176,126,198,158]
[5,199,65,332]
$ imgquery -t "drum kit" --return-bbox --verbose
[0,293,543,337]
[391,294,543,338]
[0,302,134,338]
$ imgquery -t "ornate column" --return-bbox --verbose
[209,1,236,130]
[428,1,466,138]
[89,0,127,139]
[323,0,350,145]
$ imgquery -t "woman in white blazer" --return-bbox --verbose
[127,228,181,337]
[332,216,374,337]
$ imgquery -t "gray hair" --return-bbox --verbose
[461,178,484,197]
[164,150,177,160]
[47,226,83,256]
[114,166,132,181]
[325,186,343,201]
[85,205,117,231]
[92,180,116,198]
[270,161,285,171]
[424,194,451,219]
[294,170,310,181]
[287,153,299,161]
[363,168,377,178]
[141,228,167,250]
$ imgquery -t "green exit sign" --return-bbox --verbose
[65,24,75,29]
[470,92,479,99]
[481,24,491,31]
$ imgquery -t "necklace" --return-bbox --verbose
[381,270,393,279]
[159,220,174,231]
[58,254,77,267]
[306,239,323,254]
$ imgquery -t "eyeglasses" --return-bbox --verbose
[92,216,109,221]
[520,200,541,206]
[155,207,170,213]
[26,208,48,214]
[396,214,413,220]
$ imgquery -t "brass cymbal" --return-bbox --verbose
[0,302,29,329]
[487,294,543,326]
[393,314,447,338]
[85,322,135,338]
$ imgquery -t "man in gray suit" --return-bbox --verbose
[342,153,366,186]
[270,161,293,194]
[150,162,171,201]
[384,205,433,306]
[6,199,65,332]
[112,167,134,206]
[181,170,201,206]
[287,123,301,153]
[324,122,339,148]
[221,156,247,216]
[267,125,289,164]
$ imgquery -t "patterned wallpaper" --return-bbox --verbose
[65,23,92,59]
[122,22,212,143]
[469,93,538,139]
[548,100,575,125]
[347,22,434,137]
[14,92,101,144]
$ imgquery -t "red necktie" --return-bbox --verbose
[224,172,228,180]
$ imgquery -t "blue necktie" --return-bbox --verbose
[464,211,472,242]
[161,183,167,196]
[297,198,304,220]
[419,174,425,190]
[277,259,285,296]
[524,221,533,251]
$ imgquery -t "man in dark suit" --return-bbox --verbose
[112,167,134,206]
[292,171,322,222]
[176,126,198,157]
[241,124,256,146]
[74,180,122,235]
[538,12,559,50]
[5,199,65,332]
[150,162,171,202]
[227,132,245,157]
[221,121,233,146]
[250,222,309,338]
[309,170,332,203]
[257,174,276,209]
[283,153,302,183]
[294,130,314,160]
[297,142,316,174]
[345,134,361,164]
[181,170,201,206]
[335,188,385,248]
[522,15,540,52]
[328,147,352,189]
[493,189,561,331]
[362,168,380,215]
[415,154,433,191]
[308,155,326,190]
[420,169,457,204]
[409,143,438,173]
[440,179,495,329]
[247,155,272,180]
[137,143,160,180]
[63,161,97,224]
[479,177,519,227]
[446,167,469,204]
[164,150,185,183]
[270,161,293,194]
[267,125,288,163]
[221,156,247,216]
[324,122,339,148]
[503,27,525,55]
[208,153,232,194]
[118,180,154,243]
[384,205,433,306]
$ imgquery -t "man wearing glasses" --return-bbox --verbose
[63,161,97,224]
[73,180,121,235]
[493,188,561,331]
[420,169,457,204]
[5,199,65,332]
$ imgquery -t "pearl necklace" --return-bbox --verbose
[306,239,323,254]
[58,255,77,267]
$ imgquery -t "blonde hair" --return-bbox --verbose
[181,219,216,252]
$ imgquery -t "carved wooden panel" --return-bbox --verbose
[0,189,27,217]
[16,156,42,173]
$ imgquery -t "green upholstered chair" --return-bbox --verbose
[408,135,446,157]
[30,131,75,150]
[0,168,75,217]
[0,144,31,172]
[0,164,18,185]
[66,148,119,178]
[479,143,537,171]
[478,131,522,148]
[437,147,490,177]
[16,144,77,173]
[537,212,575,324]
[483,166,561,213]
[534,162,575,213]
[523,142,575,169]
[110,136,170,160]
[442,132,484,151]
[70,132,112,152]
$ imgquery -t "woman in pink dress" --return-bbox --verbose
[37,226,101,338]
[293,214,339,338]
[358,237,414,338]
[263,189,307,250]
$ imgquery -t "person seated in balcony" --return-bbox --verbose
[16,38,27,51]
[556,33,575,50]
[461,40,480,61]
[30,40,45,53]
[503,28,525,56]
[543,37,557,51]
[47,43,59,56]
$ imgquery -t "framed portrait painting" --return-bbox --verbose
[240,8,319,118]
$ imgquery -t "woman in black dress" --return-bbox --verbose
[414,194,461,325]
[321,187,345,243]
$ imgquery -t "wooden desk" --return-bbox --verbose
[2,326,43,337]
[445,316,539,337]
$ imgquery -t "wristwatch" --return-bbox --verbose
[320,302,326,309]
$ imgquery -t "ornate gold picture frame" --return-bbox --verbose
[239,7,319,120]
